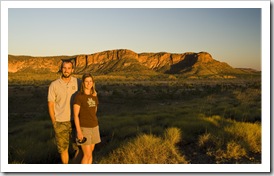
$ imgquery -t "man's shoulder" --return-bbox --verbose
[72,77,82,88]
[71,76,81,83]
[49,77,79,87]
[49,78,61,86]
[71,76,77,81]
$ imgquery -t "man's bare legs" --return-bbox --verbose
[60,148,69,164]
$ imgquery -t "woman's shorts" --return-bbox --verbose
[77,126,101,145]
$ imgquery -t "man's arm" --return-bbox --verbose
[48,101,55,124]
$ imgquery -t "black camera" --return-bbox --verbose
[77,137,87,144]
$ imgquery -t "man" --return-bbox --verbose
[48,59,80,164]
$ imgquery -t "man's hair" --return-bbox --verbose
[58,59,75,73]
[61,59,74,69]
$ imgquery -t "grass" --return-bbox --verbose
[96,105,261,164]
[224,121,261,153]
[8,76,261,164]
[8,119,60,164]
[99,127,188,164]
[196,116,261,163]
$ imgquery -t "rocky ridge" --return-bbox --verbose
[8,49,257,77]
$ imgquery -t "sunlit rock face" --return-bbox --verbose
[9,49,252,77]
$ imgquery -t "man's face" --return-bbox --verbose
[62,62,74,78]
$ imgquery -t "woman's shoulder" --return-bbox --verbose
[92,92,97,97]
[76,91,97,98]
[75,91,85,98]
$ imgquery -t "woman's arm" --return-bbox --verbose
[73,104,83,140]
[94,94,98,114]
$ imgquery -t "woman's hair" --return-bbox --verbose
[81,73,97,95]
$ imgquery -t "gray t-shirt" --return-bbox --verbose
[48,77,79,122]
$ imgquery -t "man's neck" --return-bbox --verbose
[61,76,71,83]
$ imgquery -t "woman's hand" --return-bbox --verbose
[77,132,84,141]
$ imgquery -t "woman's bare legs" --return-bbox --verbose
[81,144,95,164]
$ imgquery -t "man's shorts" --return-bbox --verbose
[77,126,101,145]
[53,121,72,153]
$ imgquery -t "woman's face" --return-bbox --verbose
[83,77,94,90]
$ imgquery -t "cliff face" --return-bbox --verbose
[8,49,250,77]
[8,55,72,73]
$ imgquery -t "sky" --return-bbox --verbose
[8,6,262,70]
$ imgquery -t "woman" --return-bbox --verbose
[73,73,100,164]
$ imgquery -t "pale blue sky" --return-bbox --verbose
[8,8,261,70]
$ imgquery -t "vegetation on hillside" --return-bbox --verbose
[8,73,261,164]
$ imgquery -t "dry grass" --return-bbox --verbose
[224,121,261,153]
[198,133,211,147]
[197,116,261,163]
[99,127,188,164]
[224,141,247,159]
[8,77,261,164]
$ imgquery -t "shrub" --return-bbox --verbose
[199,116,261,163]
[99,127,188,164]
[224,141,246,159]
[224,122,261,153]
[198,133,211,147]
[163,127,181,145]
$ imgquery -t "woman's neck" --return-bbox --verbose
[84,89,91,95]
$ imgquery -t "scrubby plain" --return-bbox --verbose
[8,73,261,164]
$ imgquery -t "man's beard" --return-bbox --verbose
[62,72,71,78]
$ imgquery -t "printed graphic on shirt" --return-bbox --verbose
[87,98,96,107]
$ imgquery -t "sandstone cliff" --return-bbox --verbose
[8,49,255,77]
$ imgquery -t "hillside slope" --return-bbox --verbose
[8,49,259,78]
